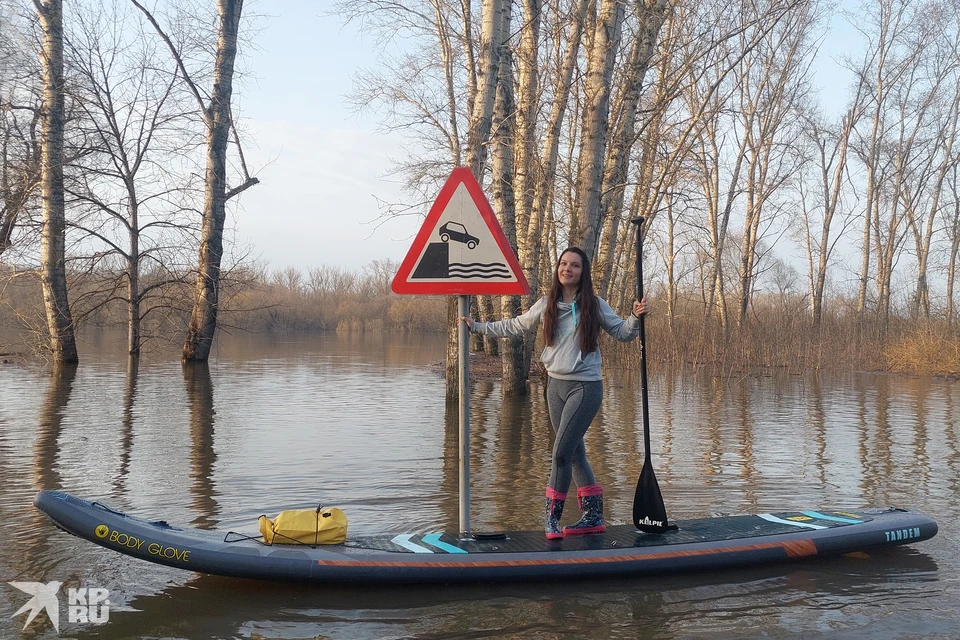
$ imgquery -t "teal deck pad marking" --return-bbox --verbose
[391,534,434,553]
[422,533,468,554]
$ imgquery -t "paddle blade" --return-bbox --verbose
[633,461,669,534]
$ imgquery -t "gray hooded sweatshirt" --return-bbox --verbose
[471,295,639,381]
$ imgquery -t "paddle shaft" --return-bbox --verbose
[633,218,652,462]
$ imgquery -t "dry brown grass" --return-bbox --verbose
[604,296,960,377]
[0,264,450,357]
[882,325,960,376]
[5,261,960,376]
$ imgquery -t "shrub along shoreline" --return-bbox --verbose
[3,267,958,377]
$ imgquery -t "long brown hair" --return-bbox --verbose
[543,247,601,353]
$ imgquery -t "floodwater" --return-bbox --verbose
[0,331,957,639]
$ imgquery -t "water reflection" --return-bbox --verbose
[34,363,77,493]
[658,372,676,486]
[440,400,459,532]
[68,547,940,640]
[856,376,893,507]
[0,333,957,639]
[944,384,960,500]
[702,376,726,485]
[183,362,219,529]
[808,375,828,486]
[113,356,139,497]
[734,378,759,511]
[17,363,77,583]
[908,378,932,493]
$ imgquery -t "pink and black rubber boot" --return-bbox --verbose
[562,484,605,535]
[544,487,567,540]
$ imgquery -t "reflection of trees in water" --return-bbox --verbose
[489,384,521,527]
[808,375,828,486]
[735,379,761,511]
[183,362,219,529]
[944,384,960,499]
[595,373,640,514]
[491,389,540,531]
[470,381,493,528]
[856,375,894,506]
[17,364,77,581]
[874,377,894,501]
[113,356,139,497]
[658,372,676,485]
[702,375,726,484]
[35,363,77,492]
[440,400,460,532]
[906,378,931,491]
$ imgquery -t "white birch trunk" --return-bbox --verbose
[34,0,78,363]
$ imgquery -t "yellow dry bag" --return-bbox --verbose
[259,505,347,545]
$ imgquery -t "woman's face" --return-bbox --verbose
[557,252,583,288]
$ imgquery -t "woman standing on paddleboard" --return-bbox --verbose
[459,247,646,540]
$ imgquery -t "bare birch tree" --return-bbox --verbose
[521,0,591,301]
[946,162,960,324]
[594,0,671,297]
[570,0,626,258]
[734,4,815,328]
[906,55,960,319]
[488,0,528,394]
[34,0,78,363]
[849,0,920,326]
[851,0,951,327]
[132,0,259,362]
[65,0,199,355]
[798,97,863,329]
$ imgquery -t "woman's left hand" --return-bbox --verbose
[633,298,648,317]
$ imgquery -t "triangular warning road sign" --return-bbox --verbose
[392,168,530,295]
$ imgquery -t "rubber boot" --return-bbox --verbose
[562,484,605,535]
[544,487,567,540]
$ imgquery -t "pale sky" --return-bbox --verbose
[230,1,858,275]
[234,1,420,273]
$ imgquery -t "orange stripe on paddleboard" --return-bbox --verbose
[316,539,819,569]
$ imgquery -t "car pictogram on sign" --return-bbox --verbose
[439,222,479,250]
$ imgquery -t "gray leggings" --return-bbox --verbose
[546,377,603,494]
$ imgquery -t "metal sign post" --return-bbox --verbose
[458,294,471,534]
[391,167,529,538]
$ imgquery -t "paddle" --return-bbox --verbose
[631,216,670,534]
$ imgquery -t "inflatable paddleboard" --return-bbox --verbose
[35,490,937,584]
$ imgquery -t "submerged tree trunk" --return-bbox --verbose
[35,0,78,363]
[182,0,245,361]
[134,0,259,362]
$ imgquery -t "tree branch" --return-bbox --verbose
[225,176,260,201]
[129,0,209,124]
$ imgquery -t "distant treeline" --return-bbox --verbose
[3,260,958,375]
[0,262,448,351]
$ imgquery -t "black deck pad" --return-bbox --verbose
[342,510,876,554]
